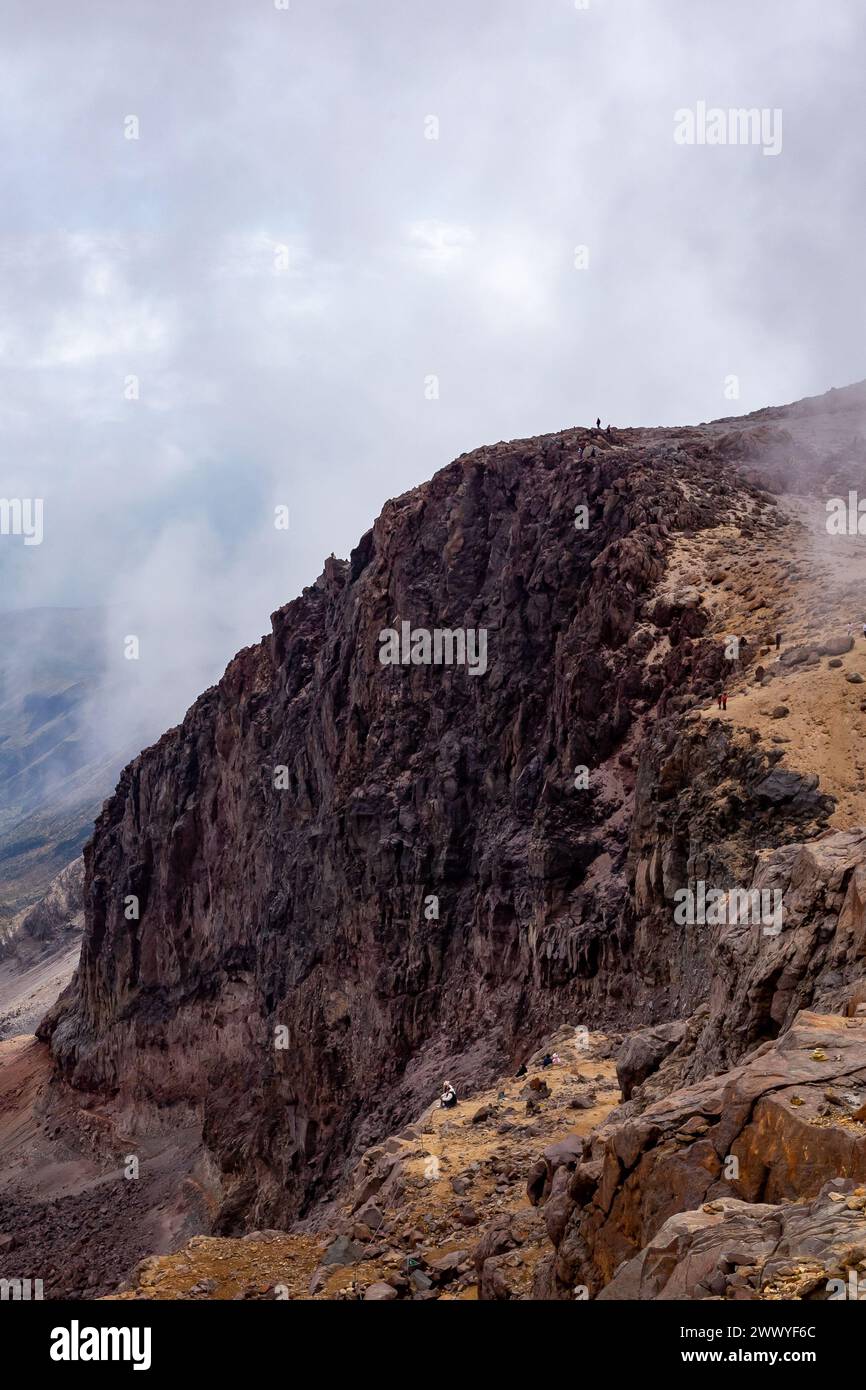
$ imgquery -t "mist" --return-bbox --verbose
[2,0,866,748]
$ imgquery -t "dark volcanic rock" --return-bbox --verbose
[615,1021,687,1100]
[752,768,820,805]
[33,411,855,1256]
[40,433,772,1229]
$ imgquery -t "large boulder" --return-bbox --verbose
[779,644,821,667]
[321,1235,368,1268]
[363,1281,399,1301]
[819,635,854,656]
[615,1021,687,1100]
[526,1132,585,1206]
[752,768,820,805]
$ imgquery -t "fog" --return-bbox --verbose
[1,0,865,743]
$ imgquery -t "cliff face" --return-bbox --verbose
[38,388,866,1238]
[37,428,729,1225]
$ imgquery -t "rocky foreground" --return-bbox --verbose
[5,381,866,1298]
[102,1013,866,1302]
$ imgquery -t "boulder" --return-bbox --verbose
[321,1235,367,1268]
[819,635,854,656]
[779,645,815,667]
[455,1204,480,1227]
[428,1249,470,1280]
[615,1021,687,1100]
[363,1282,399,1301]
[752,768,819,804]
[470,1105,495,1124]
[568,1088,597,1110]
[525,1133,585,1207]
[355,1203,384,1232]
[527,1077,550,1096]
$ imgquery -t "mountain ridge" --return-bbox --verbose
[5,383,866,1298]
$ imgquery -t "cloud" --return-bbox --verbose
[406,220,475,270]
[0,0,864,758]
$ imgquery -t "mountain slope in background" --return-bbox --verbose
[0,608,108,929]
[0,607,157,945]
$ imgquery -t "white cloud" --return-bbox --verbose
[0,0,864,752]
[406,219,475,270]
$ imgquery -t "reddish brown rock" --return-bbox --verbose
[598,1180,866,1300]
[543,1013,866,1297]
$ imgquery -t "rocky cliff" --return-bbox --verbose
[35,383,866,1279]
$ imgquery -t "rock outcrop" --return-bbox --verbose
[536,1013,866,1297]
[615,1021,687,1100]
[597,1180,866,1301]
[8,856,85,958]
[0,858,85,1040]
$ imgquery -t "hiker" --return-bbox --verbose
[516,1062,527,1078]
[439,1081,457,1109]
[721,692,728,710]
[606,425,612,440]
[578,444,584,460]
[717,692,723,709]
[775,631,782,650]
[596,416,601,430]
[541,1053,553,1068]
[551,1052,562,1065]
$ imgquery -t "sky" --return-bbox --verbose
[1,0,865,739]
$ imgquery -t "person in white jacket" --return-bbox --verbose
[439,1081,457,1109]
